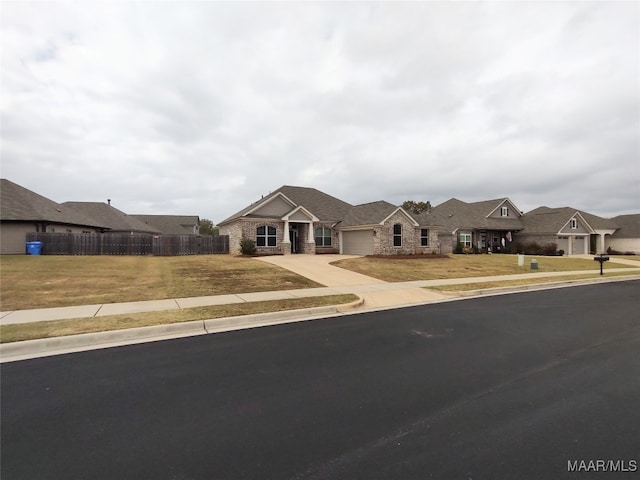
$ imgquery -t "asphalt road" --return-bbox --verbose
[2,281,639,480]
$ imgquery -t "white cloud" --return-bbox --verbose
[1,1,638,221]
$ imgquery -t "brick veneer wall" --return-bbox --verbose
[413,227,440,254]
[374,211,418,255]
[220,219,286,255]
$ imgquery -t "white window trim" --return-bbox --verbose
[501,206,509,217]
[570,218,577,229]
[460,232,472,247]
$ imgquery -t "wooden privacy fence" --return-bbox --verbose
[26,233,229,256]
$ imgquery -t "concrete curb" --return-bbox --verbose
[1,275,637,363]
[0,296,365,363]
[442,274,640,298]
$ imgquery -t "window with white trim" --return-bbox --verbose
[501,206,509,217]
[315,227,332,246]
[256,225,277,247]
[570,218,577,229]
[460,232,472,247]
[420,229,429,246]
[393,224,402,247]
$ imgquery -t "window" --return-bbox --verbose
[420,229,429,246]
[256,225,277,247]
[315,227,332,247]
[393,224,402,247]
[460,232,472,247]
[501,206,509,217]
[570,218,577,229]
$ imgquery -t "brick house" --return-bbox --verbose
[217,186,439,255]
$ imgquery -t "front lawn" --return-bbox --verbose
[0,255,322,310]
[331,254,636,282]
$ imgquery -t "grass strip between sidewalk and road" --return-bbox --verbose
[0,294,359,343]
[425,271,640,292]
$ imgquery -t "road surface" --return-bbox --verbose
[2,281,639,479]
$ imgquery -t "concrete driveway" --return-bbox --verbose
[256,254,452,308]
[256,254,386,287]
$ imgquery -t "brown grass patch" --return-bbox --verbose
[0,255,322,310]
[0,294,359,343]
[331,254,636,282]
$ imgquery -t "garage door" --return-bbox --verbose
[342,230,374,255]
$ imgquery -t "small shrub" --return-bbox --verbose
[542,242,558,256]
[240,236,257,255]
[558,249,565,256]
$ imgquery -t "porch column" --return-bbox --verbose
[585,236,590,255]
[282,220,290,244]
[307,222,315,243]
[600,233,606,254]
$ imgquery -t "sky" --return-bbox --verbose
[2,1,639,223]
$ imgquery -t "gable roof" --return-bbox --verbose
[0,179,103,228]
[427,197,523,232]
[339,201,401,227]
[608,214,639,239]
[131,215,200,235]
[219,185,353,225]
[520,206,618,234]
[63,202,161,233]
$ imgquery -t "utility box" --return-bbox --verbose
[530,259,538,270]
[518,254,525,266]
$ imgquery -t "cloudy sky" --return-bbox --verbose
[2,1,638,222]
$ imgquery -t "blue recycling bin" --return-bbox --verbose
[26,241,43,255]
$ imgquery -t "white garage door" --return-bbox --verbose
[342,230,374,255]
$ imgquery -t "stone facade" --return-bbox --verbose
[220,218,342,255]
[373,211,418,255]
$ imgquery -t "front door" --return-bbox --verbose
[289,229,298,253]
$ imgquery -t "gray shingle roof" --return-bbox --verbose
[520,206,618,234]
[1,179,103,227]
[219,185,353,225]
[339,201,399,227]
[427,197,523,232]
[609,214,640,238]
[131,215,200,235]
[63,202,161,233]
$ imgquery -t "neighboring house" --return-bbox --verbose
[423,198,524,254]
[517,207,619,255]
[63,202,161,234]
[0,179,105,254]
[606,214,640,254]
[217,186,439,255]
[131,215,200,235]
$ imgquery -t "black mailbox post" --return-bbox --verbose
[594,254,610,275]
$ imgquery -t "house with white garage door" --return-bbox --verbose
[217,186,439,256]
[517,206,619,255]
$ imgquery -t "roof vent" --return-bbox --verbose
[107,199,111,206]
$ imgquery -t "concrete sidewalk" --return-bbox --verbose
[1,254,639,363]
[2,264,638,325]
